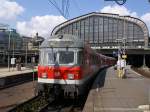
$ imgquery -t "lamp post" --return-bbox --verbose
[123,16,126,55]
[123,16,127,77]
[25,41,28,67]
[12,37,15,71]
[8,29,12,72]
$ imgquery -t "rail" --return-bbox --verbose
[9,95,48,112]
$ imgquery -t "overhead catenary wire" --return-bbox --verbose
[48,0,64,17]
[48,0,70,19]
[65,0,70,18]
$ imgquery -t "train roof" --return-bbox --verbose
[40,34,84,48]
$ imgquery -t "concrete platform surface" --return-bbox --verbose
[83,67,150,112]
[0,67,37,78]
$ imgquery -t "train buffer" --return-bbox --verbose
[83,66,150,112]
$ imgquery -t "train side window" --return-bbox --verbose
[95,56,97,64]
[43,50,48,65]
[92,55,95,65]
[92,55,94,64]
[99,56,101,64]
[98,56,100,64]
[78,51,83,64]
[94,55,96,64]
[39,51,44,65]
[101,59,103,65]
[96,56,98,64]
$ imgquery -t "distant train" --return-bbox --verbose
[38,34,116,97]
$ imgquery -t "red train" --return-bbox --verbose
[38,34,116,97]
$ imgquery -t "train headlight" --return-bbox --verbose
[68,74,74,80]
[41,73,47,78]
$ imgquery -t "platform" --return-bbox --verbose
[0,67,37,89]
[0,67,37,78]
[83,67,150,112]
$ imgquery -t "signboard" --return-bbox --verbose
[11,58,16,65]
[122,55,127,59]
[32,57,35,63]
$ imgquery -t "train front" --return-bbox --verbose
[38,34,84,97]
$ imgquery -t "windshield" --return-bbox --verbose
[59,51,74,64]
[48,52,57,64]
[40,49,75,65]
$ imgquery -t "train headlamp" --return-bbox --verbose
[41,73,47,78]
[68,74,74,80]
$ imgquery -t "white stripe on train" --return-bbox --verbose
[38,78,86,85]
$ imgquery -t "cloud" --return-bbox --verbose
[100,5,150,32]
[16,15,67,38]
[100,5,138,17]
[141,13,150,31]
[15,4,150,38]
[0,0,24,20]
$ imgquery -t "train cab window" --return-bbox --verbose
[59,51,74,65]
[48,52,57,64]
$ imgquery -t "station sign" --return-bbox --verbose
[122,55,127,59]
[11,58,16,65]
[32,57,35,63]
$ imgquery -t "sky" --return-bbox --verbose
[1,0,150,38]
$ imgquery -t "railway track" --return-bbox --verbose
[40,96,85,112]
[9,94,86,112]
[0,81,36,112]
[9,95,48,112]
[8,68,104,112]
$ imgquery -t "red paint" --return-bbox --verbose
[38,65,82,80]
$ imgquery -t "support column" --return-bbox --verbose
[143,54,146,67]
[2,51,5,64]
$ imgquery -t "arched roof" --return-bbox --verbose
[51,12,149,48]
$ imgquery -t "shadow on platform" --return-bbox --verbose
[92,68,107,90]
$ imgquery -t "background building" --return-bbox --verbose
[52,12,149,49]
[0,23,44,66]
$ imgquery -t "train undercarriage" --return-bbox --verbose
[38,83,81,100]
